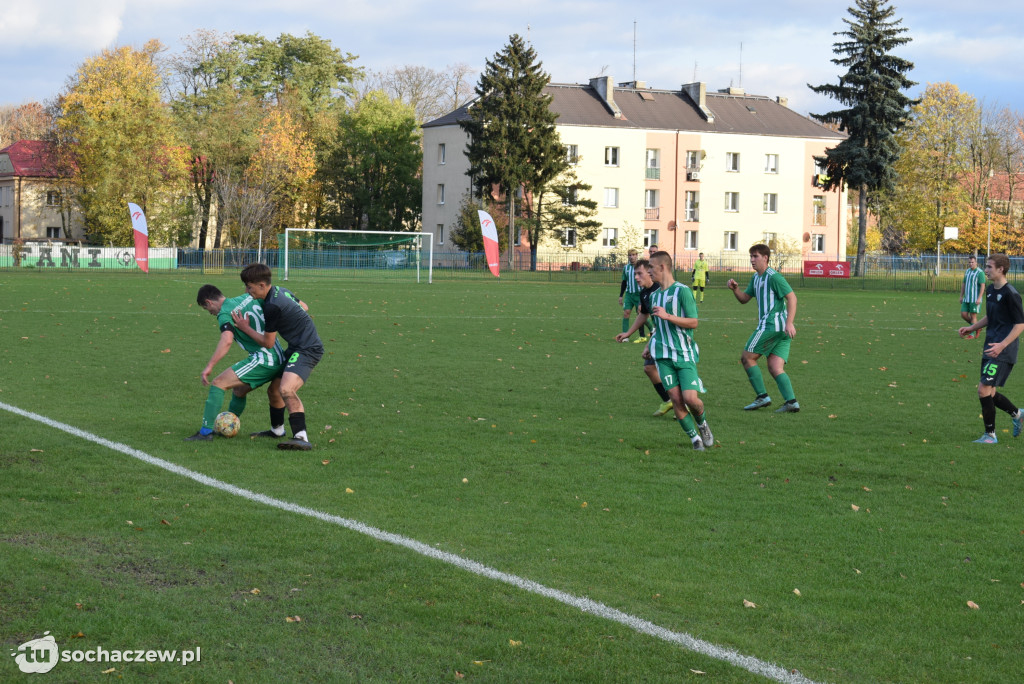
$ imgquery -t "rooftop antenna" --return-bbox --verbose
[693,61,698,82]
[739,42,743,89]
[633,21,637,83]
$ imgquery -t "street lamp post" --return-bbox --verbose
[987,207,991,258]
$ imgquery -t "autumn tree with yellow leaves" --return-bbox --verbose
[58,41,191,245]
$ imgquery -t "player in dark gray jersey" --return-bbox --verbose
[958,254,1024,444]
[234,263,324,451]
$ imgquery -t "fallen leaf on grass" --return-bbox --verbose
[285,615,302,622]
[321,460,330,465]
[473,660,490,665]
[455,672,465,680]
[851,504,860,512]
[743,599,757,608]
[793,589,801,596]
[690,670,706,675]
[160,519,171,525]
[250,588,260,595]
[102,668,117,674]
[31,448,44,452]
[509,640,522,647]
[345,488,354,494]
[967,601,980,610]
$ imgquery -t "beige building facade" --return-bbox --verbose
[0,140,85,244]
[422,78,848,265]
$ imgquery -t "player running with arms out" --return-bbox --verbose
[233,264,325,451]
[647,251,714,451]
[186,285,286,442]
[615,259,674,417]
[692,252,709,304]
[960,255,986,338]
[958,253,1024,444]
[727,243,800,413]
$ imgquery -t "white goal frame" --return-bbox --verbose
[282,228,433,283]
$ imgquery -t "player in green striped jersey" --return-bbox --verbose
[648,251,714,451]
[186,285,287,441]
[615,259,674,416]
[960,255,986,338]
[727,244,799,413]
[619,249,649,338]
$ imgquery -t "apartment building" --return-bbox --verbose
[0,140,84,244]
[422,77,848,263]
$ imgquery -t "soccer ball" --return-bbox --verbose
[214,411,240,438]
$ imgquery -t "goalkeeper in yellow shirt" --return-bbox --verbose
[691,252,709,303]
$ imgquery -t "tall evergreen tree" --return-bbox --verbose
[808,0,916,276]
[460,34,567,270]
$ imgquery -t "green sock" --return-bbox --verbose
[693,409,706,426]
[202,386,226,430]
[774,372,796,402]
[678,415,698,440]
[229,393,247,417]
[745,365,768,396]
[622,317,630,333]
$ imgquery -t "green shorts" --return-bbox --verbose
[232,352,284,389]
[655,358,702,393]
[744,329,792,362]
[961,302,981,314]
[623,292,641,311]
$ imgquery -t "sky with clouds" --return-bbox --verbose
[2,0,1022,118]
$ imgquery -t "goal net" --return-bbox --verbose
[280,229,433,283]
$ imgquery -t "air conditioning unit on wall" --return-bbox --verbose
[687,171,701,181]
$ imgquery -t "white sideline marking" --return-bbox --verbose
[1,400,821,684]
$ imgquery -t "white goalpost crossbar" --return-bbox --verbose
[282,228,433,284]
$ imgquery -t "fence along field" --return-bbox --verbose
[1,271,1021,683]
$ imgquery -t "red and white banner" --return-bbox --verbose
[127,202,149,273]
[478,210,500,278]
[803,260,849,278]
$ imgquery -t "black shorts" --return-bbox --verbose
[284,347,323,383]
[980,357,1014,387]
[644,354,656,367]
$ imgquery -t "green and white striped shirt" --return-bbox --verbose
[622,263,641,294]
[648,282,700,363]
[744,267,793,333]
[962,267,985,304]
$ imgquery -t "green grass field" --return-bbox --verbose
[2,271,1022,683]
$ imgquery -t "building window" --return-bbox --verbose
[811,233,825,253]
[645,189,659,219]
[684,230,698,250]
[726,152,740,172]
[562,186,578,206]
[813,195,826,226]
[437,223,445,245]
[46,226,61,238]
[685,150,701,170]
[764,154,779,174]
[645,149,660,180]
[725,192,739,212]
[644,229,659,248]
[814,158,828,176]
[437,184,445,205]
[565,144,578,164]
[763,193,778,213]
[604,187,619,208]
[604,146,620,166]
[763,232,777,247]
[47,191,61,206]
[437,143,446,165]
[724,231,738,251]
[562,228,577,248]
[602,227,617,247]
[685,191,699,222]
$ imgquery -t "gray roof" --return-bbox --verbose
[424,83,844,140]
